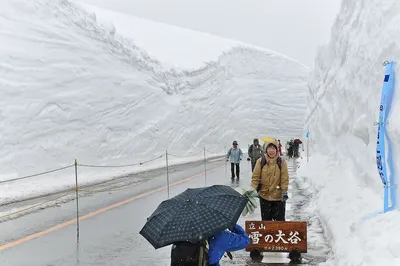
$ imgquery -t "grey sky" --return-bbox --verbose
[79,0,342,67]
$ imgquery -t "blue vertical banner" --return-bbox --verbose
[376,60,397,212]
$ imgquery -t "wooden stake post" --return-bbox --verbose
[245,220,307,260]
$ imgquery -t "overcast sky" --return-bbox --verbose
[79,0,342,67]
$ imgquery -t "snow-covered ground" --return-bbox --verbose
[300,0,400,265]
[0,0,309,205]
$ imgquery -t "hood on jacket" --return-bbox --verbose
[263,139,279,159]
[263,139,278,151]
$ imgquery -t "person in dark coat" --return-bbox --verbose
[208,224,250,266]
[293,139,300,158]
[293,139,303,158]
[248,138,263,172]
[288,140,294,158]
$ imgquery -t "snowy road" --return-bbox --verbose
[0,158,332,265]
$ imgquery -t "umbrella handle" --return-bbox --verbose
[226,251,233,260]
[198,245,206,266]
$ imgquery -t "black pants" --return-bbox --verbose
[288,147,293,158]
[293,147,299,157]
[259,197,285,221]
[251,160,257,172]
[231,163,240,178]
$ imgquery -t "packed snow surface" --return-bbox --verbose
[301,0,400,265]
[0,0,309,204]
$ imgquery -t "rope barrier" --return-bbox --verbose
[168,151,203,158]
[205,148,226,154]
[0,147,225,185]
[0,146,227,223]
[0,164,75,185]
[77,155,164,168]
[79,161,224,195]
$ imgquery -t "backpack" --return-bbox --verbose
[260,155,282,170]
[171,241,209,266]
[249,144,262,158]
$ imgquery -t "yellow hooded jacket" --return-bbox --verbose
[251,140,289,201]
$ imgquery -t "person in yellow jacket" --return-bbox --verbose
[250,140,289,221]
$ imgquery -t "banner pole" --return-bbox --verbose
[74,159,80,242]
[204,147,207,187]
[166,151,170,199]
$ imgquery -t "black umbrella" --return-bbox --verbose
[139,184,248,249]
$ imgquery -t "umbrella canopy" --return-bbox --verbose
[139,185,248,249]
[260,137,277,143]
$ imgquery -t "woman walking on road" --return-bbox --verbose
[226,141,243,180]
[249,139,289,221]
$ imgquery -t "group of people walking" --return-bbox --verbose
[285,138,303,158]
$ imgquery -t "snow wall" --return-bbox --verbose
[0,0,309,203]
[301,0,400,265]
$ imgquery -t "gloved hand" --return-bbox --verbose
[281,191,289,202]
[247,158,251,161]
[245,187,256,193]
[243,187,257,197]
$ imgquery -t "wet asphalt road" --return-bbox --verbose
[0,157,332,266]
[0,158,231,265]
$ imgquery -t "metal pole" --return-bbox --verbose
[307,130,310,162]
[224,145,227,178]
[166,151,170,199]
[74,159,80,242]
[204,147,207,187]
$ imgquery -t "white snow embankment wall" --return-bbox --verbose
[0,0,309,204]
[301,0,400,265]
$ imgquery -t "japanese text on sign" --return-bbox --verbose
[245,221,307,253]
[249,230,301,244]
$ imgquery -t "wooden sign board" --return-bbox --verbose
[245,221,307,253]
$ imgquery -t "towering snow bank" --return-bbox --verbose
[79,4,245,69]
[80,4,307,70]
[302,0,400,265]
[0,0,308,204]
